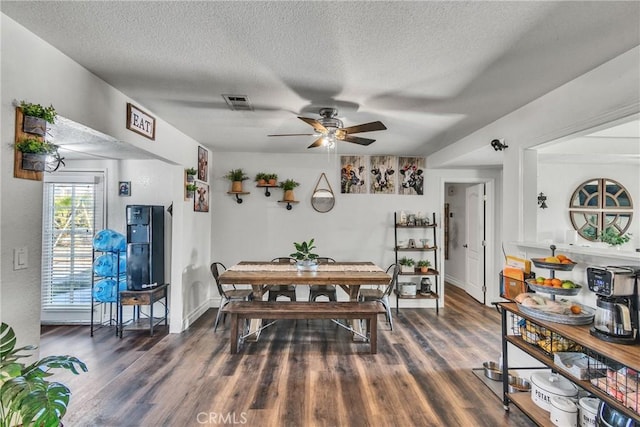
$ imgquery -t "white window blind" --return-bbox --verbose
[42,173,104,310]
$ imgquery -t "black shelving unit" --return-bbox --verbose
[90,249,123,336]
[393,211,440,315]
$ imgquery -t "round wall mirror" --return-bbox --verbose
[568,178,633,241]
[311,189,335,213]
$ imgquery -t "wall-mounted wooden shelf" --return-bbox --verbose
[278,200,299,210]
[256,184,278,197]
[228,191,250,204]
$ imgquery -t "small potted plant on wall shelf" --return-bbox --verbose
[185,167,197,182]
[255,172,267,185]
[225,168,249,192]
[399,256,415,274]
[266,173,278,186]
[417,260,431,273]
[279,179,300,202]
[15,137,58,171]
[19,100,57,136]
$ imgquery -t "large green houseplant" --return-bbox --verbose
[0,323,87,427]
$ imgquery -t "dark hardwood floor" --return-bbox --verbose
[41,284,535,426]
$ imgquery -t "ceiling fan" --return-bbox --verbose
[268,108,387,149]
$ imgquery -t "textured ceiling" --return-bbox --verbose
[2,1,639,163]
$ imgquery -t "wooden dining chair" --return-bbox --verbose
[210,262,253,331]
[358,263,400,330]
[268,257,297,301]
[308,257,337,302]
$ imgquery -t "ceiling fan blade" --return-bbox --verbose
[307,137,325,149]
[267,133,315,137]
[341,135,376,146]
[298,117,328,133]
[341,121,387,134]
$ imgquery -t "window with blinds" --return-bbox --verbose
[42,173,104,311]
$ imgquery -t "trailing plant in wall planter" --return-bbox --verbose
[186,183,198,198]
[19,100,57,136]
[0,322,87,427]
[15,137,58,172]
[185,167,197,182]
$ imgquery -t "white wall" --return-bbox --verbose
[536,161,640,249]
[209,153,502,305]
[210,152,439,305]
[1,15,206,350]
[428,46,640,295]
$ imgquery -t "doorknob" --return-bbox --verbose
[463,244,468,248]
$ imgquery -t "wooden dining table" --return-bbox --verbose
[218,261,392,339]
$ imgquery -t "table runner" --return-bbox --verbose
[228,263,384,272]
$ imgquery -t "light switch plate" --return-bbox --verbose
[14,247,28,270]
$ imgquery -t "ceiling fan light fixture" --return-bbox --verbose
[268,107,386,149]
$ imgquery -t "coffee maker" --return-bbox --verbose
[587,266,639,345]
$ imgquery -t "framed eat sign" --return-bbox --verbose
[126,102,156,140]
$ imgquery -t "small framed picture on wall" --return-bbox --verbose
[118,181,131,197]
[198,146,208,182]
[194,182,209,212]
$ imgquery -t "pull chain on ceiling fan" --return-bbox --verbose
[268,108,387,149]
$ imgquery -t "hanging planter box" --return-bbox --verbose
[21,152,47,171]
[22,115,47,136]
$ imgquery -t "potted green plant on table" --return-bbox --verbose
[0,322,87,427]
[290,238,319,271]
[185,167,197,182]
[279,179,300,202]
[225,168,250,192]
[15,137,59,172]
[600,227,632,247]
[417,260,431,273]
[399,256,415,274]
[19,101,57,136]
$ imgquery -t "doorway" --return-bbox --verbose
[442,179,495,305]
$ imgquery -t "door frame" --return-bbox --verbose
[440,177,496,306]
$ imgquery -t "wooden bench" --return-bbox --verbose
[221,301,385,354]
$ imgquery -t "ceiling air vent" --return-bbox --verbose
[222,94,253,111]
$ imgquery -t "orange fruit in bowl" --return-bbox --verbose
[557,254,567,261]
[570,305,582,315]
[551,278,562,287]
[561,259,572,264]
[544,279,553,286]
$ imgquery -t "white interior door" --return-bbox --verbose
[465,183,485,303]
